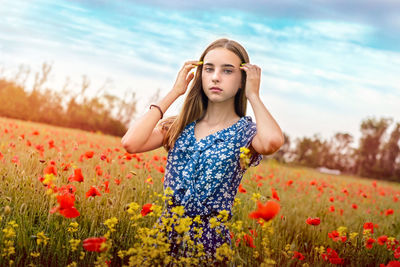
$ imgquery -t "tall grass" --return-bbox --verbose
[0,116,399,266]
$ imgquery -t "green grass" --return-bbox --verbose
[0,116,399,266]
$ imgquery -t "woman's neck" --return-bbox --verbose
[200,99,240,125]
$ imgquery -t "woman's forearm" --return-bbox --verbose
[247,94,284,154]
[121,90,180,152]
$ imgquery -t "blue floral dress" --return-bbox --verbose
[156,115,262,261]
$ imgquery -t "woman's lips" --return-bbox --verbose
[210,87,222,92]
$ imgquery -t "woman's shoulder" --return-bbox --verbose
[237,115,256,132]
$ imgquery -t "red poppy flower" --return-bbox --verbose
[85,151,94,159]
[238,184,247,193]
[329,205,335,212]
[293,251,305,260]
[271,187,280,201]
[328,230,340,241]
[95,165,103,176]
[11,155,20,164]
[306,217,321,226]
[235,238,241,247]
[157,166,165,174]
[249,229,257,237]
[321,247,344,265]
[394,246,400,258]
[103,180,110,193]
[385,260,400,267]
[58,184,77,195]
[44,164,57,176]
[378,235,388,245]
[86,186,102,198]
[57,193,75,209]
[48,140,55,149]
[385,209,394,216]
[68,168,84,183]
[229,231,234,240]
[363,222,374,234]
[352,203,358,209]
[50,193,80,218]
[83,237,107,252]
[141,203,153,216]
[366,238,376,249]
[243,234,256,248]
[249,200,280,222]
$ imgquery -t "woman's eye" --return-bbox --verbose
[204,68,232,74]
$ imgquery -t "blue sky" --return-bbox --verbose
[1,0,399,146]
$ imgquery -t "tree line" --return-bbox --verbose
[271,117,400,182]
[0,62,136,136]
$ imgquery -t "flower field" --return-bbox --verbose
[0,116,399,266]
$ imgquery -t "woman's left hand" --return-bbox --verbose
[240,63,261,99]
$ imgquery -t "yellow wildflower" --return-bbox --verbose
[67,222,79,233]
[104,217,118,232]
[193,215,202,224]
[171,206,185,217]
[215,243,234,262]
[175,217,193,234]
[127,202,140,214]
[42,173,56,186]
[349,232,358,240]
[217,210,229,222]
[209,217,220,228]
[233,197,241,207]
[30,252,40,257]
[251,193,261,202]
[69,239,80,252]
[337,226,347,236]
[36,231,49,246]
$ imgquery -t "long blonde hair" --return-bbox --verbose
[158,38,250,152]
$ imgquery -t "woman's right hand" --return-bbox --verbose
[171,60,203,96]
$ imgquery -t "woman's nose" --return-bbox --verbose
[212,69,220,82]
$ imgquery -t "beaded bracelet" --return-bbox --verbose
[149,104,163,120]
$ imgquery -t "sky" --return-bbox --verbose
[1,0,399,147]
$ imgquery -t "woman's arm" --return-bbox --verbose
[248,94,284,155]
[240,63,284,155]
[121,90,180,153]
[121,60,202,153]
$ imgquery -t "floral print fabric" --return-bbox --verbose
[159,115,262,258]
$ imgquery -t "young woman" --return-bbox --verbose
[121,38,284,262]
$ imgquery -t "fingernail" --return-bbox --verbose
[241,63,245,66]
[198,61,203,64]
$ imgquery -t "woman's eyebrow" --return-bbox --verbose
[204,63,235,68]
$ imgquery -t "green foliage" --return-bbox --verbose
[0,63,136,137]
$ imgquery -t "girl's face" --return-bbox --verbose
[201,48,242,103]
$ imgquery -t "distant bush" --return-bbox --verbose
[0,62,137,136]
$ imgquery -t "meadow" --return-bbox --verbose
[0,116,399,267]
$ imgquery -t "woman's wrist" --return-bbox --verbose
[153,90,181,118]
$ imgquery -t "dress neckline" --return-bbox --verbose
[192,116,244,143]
